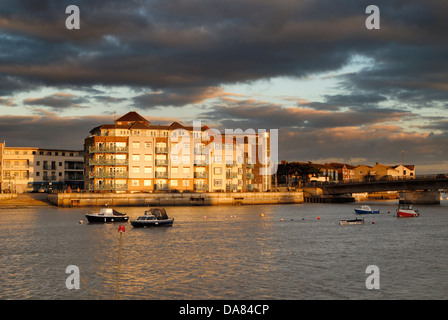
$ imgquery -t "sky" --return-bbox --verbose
[1,0,448,173]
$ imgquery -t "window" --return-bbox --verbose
[36,172,40,177]
[214,179,222,186]
[171,167,178,174]
[59,172,62,177]
[132,180,139,186]
[171,180,178,186]
[36,161,40,166]
[144,154,152,161]
[182,180,190,186]
[132,142,140,148]
[183,167,190,173]
[132,154,140,161]
[214,167,222,174]
[59,162,62,167]
[132,167,140,174]
[145,142,152,148]
[144,167,152,174]
[144,180,151,186]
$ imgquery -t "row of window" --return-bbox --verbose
[3,150,79,156]
[128,179,245,187]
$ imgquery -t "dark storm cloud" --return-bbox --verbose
[23,93,89,110]
[1,0,446,103]
[201,97,412,130]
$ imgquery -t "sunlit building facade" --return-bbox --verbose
[0,142,84,193]
[84,111,272,192]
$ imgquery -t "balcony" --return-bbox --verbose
[246,163,255,169]
[194,172,208,179]
[194,184,208,191]
[89,171,128,179]
[155,171,168,178]
[89,146,128,153]
[89,158,128,166]
[226,184,238,191]
[225,161,237,167]
[226,172,238,179]
[89,184,128,191]
[155,147,168,154]
[155,184,169,190]
[246,173,255,180]
[246,184,255,191]
[155,159,168,166]
[194,160,208,166]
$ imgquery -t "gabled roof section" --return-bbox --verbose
[115,111,150,125]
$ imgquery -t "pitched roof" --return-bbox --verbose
[115,111,149,124]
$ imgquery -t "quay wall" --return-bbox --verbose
[48,191,304,207]
[0,193,17,201]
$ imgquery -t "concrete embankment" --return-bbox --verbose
[0,193,52,208]
[48,191,304,207]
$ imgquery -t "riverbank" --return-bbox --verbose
[48,191,304,207]
[0,193,52,208]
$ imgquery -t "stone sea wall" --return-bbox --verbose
[48,191,304,207]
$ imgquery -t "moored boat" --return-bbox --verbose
[86,207,129,223]
[339,218,365,226]
[397,204,419,218]
[131,208,174,228]
[354,205,380,214]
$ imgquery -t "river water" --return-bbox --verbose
[0,200,447,300]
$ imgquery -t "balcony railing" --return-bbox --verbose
[89,158,128,166]
[155,147,168,154]
[194,184,208,191]
[226,172,238,179]
[155,184,169,190]
[246,173,255,180]
[226,184,238,191]
[155,159,168,166]
[246,184,255,191]
[89,171,129,179]
[89,146,128,153]
[155,171,168,178]
[89,184,128,191]
[194,160,208,166]
[194,172,208,179]
[246,163,255,169]
[226,162,237,167]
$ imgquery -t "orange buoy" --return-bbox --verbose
[280,218,284,222]
[317,216,320,220]
[260,213,265,217]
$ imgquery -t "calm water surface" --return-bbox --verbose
[1,200,447,300]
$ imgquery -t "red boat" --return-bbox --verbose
[397,204,419,218]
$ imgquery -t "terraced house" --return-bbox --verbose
[84,111,272,193]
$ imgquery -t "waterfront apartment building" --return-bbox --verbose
[0,142,84,193]
[84,111,272,193]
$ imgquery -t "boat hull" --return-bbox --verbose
[354,209,380,214]
[397,210,419,218]
[86,215,129,223]
[339,218,364,226]
[131,218,174,227]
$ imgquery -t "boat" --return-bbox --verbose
[354,205,380,214]
[339,218,365,226]
[85,207,129,223]
[131,208,174,228]
[397,203,419,218]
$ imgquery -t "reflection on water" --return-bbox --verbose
[1,201,447,299]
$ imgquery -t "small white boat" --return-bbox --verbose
[354,205,380,214]
[339,218,365,226]
[85,207,129,223]
[131,208,174,228]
